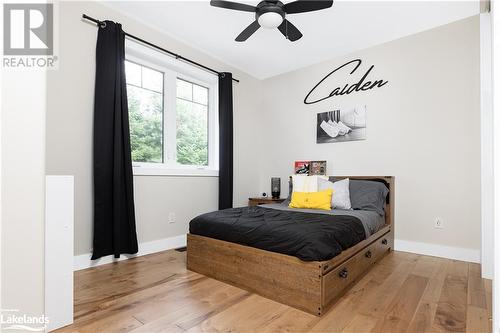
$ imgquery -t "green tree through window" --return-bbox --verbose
[125,60,214,171]
[127,86,163,163]
[125,61,163,163]
[176,79,209,166]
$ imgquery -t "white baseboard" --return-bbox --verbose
[394,239,480,263]
[74,234,187,271]
[74,236,480,271]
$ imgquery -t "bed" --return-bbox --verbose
[187,176,394,316]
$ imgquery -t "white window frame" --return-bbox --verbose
[125,39,219,177]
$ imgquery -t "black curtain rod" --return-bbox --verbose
[82,14,239,83]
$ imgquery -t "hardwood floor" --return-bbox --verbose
[56,249,492,333]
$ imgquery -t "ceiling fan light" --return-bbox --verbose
[258,12,283,29]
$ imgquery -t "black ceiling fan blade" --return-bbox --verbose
[235,20,261,42]
[210,0,256,12]
[277,19,303,41]
[284,0,333,14]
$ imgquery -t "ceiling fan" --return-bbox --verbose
[210,0,333,42]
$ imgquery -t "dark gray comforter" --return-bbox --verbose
[260,203,386,238]
[189,206,366,261]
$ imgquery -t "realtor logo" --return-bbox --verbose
[3,3,53,56]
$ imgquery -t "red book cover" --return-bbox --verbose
[294,161,311,175]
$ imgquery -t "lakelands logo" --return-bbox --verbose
[3,3,57,68]
[1,309,49,331]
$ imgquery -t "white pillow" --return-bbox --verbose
[318,178,352,210]
[291,175,327,192]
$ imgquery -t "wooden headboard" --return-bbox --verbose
[288,175,395,228]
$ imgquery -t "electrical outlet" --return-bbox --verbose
[168,212,176,224]
[434,217,444,229]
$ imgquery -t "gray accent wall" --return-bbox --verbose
[258,15,481,252]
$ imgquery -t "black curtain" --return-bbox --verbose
[92,21,138,260]
[218,73,234,210]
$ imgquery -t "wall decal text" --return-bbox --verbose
[304,59,388,105]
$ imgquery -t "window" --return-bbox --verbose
[176,79,209,166]
[125,61,164,164]
[124,45,218,176]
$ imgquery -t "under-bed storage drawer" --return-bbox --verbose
[321,232,390,309]
[367,234,391,263]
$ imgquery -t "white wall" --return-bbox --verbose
[258,16,481,257]
[45,176,74,331]
[491,0,499,330]
[1,70,46,323]
[480,11,494,279]
[46,1,263,256]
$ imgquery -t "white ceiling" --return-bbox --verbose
[104,1,479,79]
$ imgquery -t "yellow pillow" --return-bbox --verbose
[289,189,333,210]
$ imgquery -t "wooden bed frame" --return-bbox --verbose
[187,176,394,316]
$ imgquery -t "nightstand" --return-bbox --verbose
[248,197,286,206]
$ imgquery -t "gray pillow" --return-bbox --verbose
[329,177,389,215]
[284,178,293,205]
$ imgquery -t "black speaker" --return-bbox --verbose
[271,177,281,199]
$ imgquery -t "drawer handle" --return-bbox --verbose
[381,238,388,245]
[365,250,372,258]
[339,268,348,279]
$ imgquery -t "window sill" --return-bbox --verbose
[132,166,219,177]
